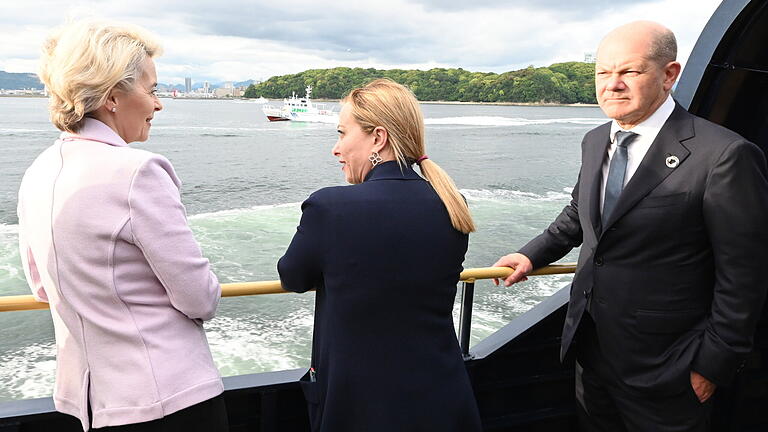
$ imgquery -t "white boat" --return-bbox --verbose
[262,86,338,123]
[262,104,288,122]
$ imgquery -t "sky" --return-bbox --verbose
[0,0,724,85]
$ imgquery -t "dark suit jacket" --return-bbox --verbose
[278,161,481,432]
[519,103,768,394]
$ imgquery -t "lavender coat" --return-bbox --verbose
[17,118,223,430]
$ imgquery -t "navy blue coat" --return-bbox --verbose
[278,161,482,432]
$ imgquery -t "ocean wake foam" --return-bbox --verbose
[206,312,313,375]
[424,116,606,127]
[0,223,18,235]
[0,128,49,136]
[0,342,56,400]
[461,188,572,203]
[188,202,301,220]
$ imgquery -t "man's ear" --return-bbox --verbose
[663,61,682,92]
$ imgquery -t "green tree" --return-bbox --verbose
[243,84,259,98]
[245,62,597,104]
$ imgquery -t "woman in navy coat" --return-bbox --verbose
[278,79,482,431]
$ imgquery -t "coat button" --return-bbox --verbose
[595,256,604,266]
[583,290,590,298]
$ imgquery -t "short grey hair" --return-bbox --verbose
[648,28,677,66]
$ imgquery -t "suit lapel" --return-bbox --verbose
[601,104,694,232]
[586,125,611,238]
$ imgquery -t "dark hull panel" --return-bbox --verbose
[676,0,768,152]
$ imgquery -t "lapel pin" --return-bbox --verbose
[665,155,680,169]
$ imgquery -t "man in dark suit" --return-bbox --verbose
[493,21,768,431]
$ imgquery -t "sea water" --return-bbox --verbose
[0,97,606,401]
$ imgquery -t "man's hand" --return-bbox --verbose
[690,371,716,403]
[492,253,533,286]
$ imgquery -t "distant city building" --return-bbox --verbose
[223,82,233,89]
[213,86,246,98]
[0,88,46,96]
[584,53,596,63]
[213,88,230,98]
[203,81,210,94]
[185,77,192,93]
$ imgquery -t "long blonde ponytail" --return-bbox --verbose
[417,158,475,233]
[344,79,475,234]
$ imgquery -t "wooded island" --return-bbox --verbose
[244,62,596,104]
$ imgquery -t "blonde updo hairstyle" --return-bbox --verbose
[343,79,476,234]
[38,19,162,133]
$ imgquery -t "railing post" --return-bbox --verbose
[458,281,475,360]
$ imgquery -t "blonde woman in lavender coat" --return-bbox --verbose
[17,20,227,431]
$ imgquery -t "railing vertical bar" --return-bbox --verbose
[458,281,475,359]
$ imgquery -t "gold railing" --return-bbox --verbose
[0,264,576,313]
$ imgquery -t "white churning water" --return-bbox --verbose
[0,97,602,400]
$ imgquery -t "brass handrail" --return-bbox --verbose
[0,263,576,313]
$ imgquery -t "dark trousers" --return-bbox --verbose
[91,394,228,432]
[574,314,711,432]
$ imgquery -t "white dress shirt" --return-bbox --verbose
[600,94,676,213]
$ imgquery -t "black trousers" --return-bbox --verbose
[574,314,712,432]
[91,394,228,432]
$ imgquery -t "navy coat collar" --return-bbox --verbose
[364,160,424,182]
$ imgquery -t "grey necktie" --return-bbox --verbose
[602,130,638,225]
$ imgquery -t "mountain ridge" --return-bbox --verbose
[0,71,256,91]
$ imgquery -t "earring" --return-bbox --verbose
[111,107,117,113]
[369,152,383,167]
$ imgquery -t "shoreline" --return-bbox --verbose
[0,94,45,98]
[417,100,599,108]
[307,98,599,108]
[0,94,599,107]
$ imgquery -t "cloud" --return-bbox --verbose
[0,0,723,83]
[409,0,644,16]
